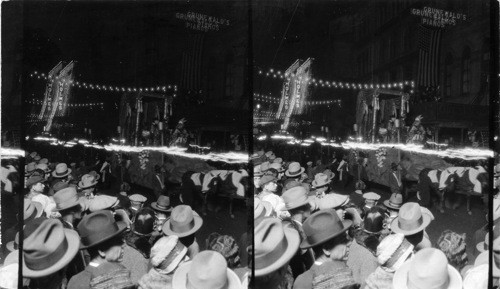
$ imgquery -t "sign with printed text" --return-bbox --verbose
[411,7,467,28]
[176,12,230,32]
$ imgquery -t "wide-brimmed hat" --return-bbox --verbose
[132,208,156,236]
[52,181,70,193]
[25,175,45,188]
[23,199,44,221]
[390,202,432,236]
[363,192,381,202]
[269,162,284,173]
[88,170,101,181]
[23,219,80,278]
[363,206,386,234]
[300,209,352,249]
[35,163,51,173]
[463,264,488,289]
[253,165,264,177]
[384,193,403,210]
[39,158,49,165]
[259,175,277,187]
[312,173,331,188]
[150,235,188,273]
[254,217,300,276]
[323,169,335,180]
[151,195,173,212]
[393,248,462,289]
[254,197,273,220]
[281,186,311,211]
[376,233,414,272]
[285,162,305,177]
[88,195,119,212]
[162,205,203,237]
[129,193,147,205]
[78,174,98,189]
[52,187,82,212]
[25,162,37,176]
[77,210,127,249]
[173,250,241,289]
[476,232,489,253]
[52,163,72,178]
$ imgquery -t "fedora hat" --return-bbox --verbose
[300,209,352,249]
[269,162,284,173]
[254,197,273,220]
[23,219,80,278]
[39,158,49,165]
[52,181,70,193]
[254,165,264,177]
[311,173,331,188]
[77,210,127,249]
[390,202,432,236]
[78,174,98,189]
[384,193,403,210]
[376,233,414,272]
[132,208,155,236]
[88,195,119,212]
[254,217,300,276]
[285,162,305,177]
[35,163,51,173]
[260,161,271,172]
[273,157,283,164]
[52,187,82,212]
[281,186,311,211]
[259,175,277,187]
[393,248,462,289]
[363,206,386,234]
[151,195,173,212]
[25,162,37,176]
[323,169,335,180]
[162,205,203,237]
[52,163,72,178]
[23,199,43,221]
[88,170,101,181]
[173,250,241,289]
[25,175,45,188]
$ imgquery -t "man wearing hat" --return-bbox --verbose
[281,186,315,278]
[390,202,433,252]
[362,192,381,216]
[129,193,147,220]
[388,162,403,197]
[78,174,99,199]
[162,205,203,259]
[68,210,134,289]
[151,195,173,232]
[294,210,357,289]
[257,175,286,215]
[311,172,333,198]
[25,174,57,218]
[383,192,403,226]
[152,165,167,199]
[255,217,300,289]
[23,219,81,287]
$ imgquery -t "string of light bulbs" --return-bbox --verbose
[256,67,415,92]
[26,99,104,108]
[29,71,178,95]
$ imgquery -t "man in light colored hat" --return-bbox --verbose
[162,205,203,259]
[78,173,99,199]
[281,186,315,278]
[53,187,84,229]
[383,193,403,225]
[285,162,305,180]
[255,217,300,289]
[129,193,147,219]
[151,195,173,232]
[87,195,119,212]
[362,192,381,215]
[25,175,56,218]
[311,172,333,198]
[390,202,433,252]
[173,250,241,289]
[52,163,73,180]
[254,197,274,225]
[393,247,462,289]
[294,209,356,289]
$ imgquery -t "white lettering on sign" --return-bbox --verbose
[411,7,467,28]
[176,11,230,32]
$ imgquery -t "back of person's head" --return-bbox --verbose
[206,233,241,268]
[437,230,468,271]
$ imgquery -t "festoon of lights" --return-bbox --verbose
[254,92,341,107]
[257,67,415,93]
[29,71,178,97]
[26,98,104,108]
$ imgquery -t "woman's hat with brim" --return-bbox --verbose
[52,163,72,178]
[300,209,352,249]
[78,174,99,189]
[162,205,203,238]
[173,250,241,289]
[254,217,300,276]
[311,173,331,188]
[285,162,305,177]
[151,195,173,212]
[384,193,403,210]
[390,202,432,236]
[77,210,127,249]
[23,219,80,278]
[393,248,462,289]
